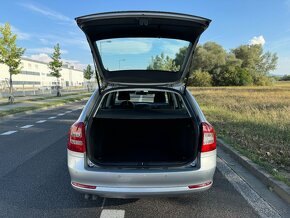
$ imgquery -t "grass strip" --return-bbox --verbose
[0,94,91,117]
[0,92,89,106]
[219,135,290,186]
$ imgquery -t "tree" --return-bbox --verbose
[147,53,178,71]
[0,23,25,103]
[174,46,187,68]
[48,43,62,96]
[280,74,290,81]
[236,68,253,86]
[83,64,94,91]
[232,44,277,86]
[232,44,278,78]
[83,64,93,80]
[191,42,227,74]
[148,41,278,87]
[174,42,228,74]
[212,53,250,86]
[188,70,212,87]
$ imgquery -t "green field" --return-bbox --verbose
[190,81,290,185]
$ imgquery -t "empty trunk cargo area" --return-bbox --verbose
[87,90,199,167]
[88,116,196,167]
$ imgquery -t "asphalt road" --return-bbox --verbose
[0,101,288,218]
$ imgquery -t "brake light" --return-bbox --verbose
[201,122,216,152]
[67,122,86,153]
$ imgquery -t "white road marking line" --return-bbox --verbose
[1,130,18,136]
[100,210,125,218]
[36,120,46,123]
[65,111,72,114]
[48,116,56,119]
[57,113,65,116]
[217,157,281,218]
[20,125,34,129]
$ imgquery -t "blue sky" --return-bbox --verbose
[0,0,290,75]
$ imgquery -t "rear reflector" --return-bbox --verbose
[201,122,216,152]
[188,181,212,189]
[67,122,86,153]
[71,182,96,189]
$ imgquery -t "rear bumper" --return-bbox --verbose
[68,150,216,198]
[71,181,213,198]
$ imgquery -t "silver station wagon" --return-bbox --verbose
[67,11,216,198]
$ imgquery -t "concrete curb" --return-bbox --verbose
[0,97,89,123]
[217,138,290,204]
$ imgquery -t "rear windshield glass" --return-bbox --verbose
[100,91,186,110]
[95,38,190,72]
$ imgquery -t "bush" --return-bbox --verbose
[279,75,290,81]
[188,70,212,87]
[253,75,273,86]
[212,67,253,86]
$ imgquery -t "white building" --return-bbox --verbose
[0,57,84,89]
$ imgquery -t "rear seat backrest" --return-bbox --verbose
[154,92,166,103]
[152,92,171,109]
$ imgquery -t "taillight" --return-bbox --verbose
[67,122,86,153]
[201,122,216,152]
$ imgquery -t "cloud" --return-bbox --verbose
[11,26,31,40]
[100,40,152,54]
[26,53,52,63]
[0,22,30,40]
[26,47,68,54]
[161,41,189,58]
[20,3,74,25]
[249,35,266,46]
[36,33,89,50]
[39,38,50,44]
[64,37,89,50]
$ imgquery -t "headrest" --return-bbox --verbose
[154,92,166,103]
[118,92,130,101]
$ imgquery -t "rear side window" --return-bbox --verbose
[116,91,168,104]
[100,91,185,110]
